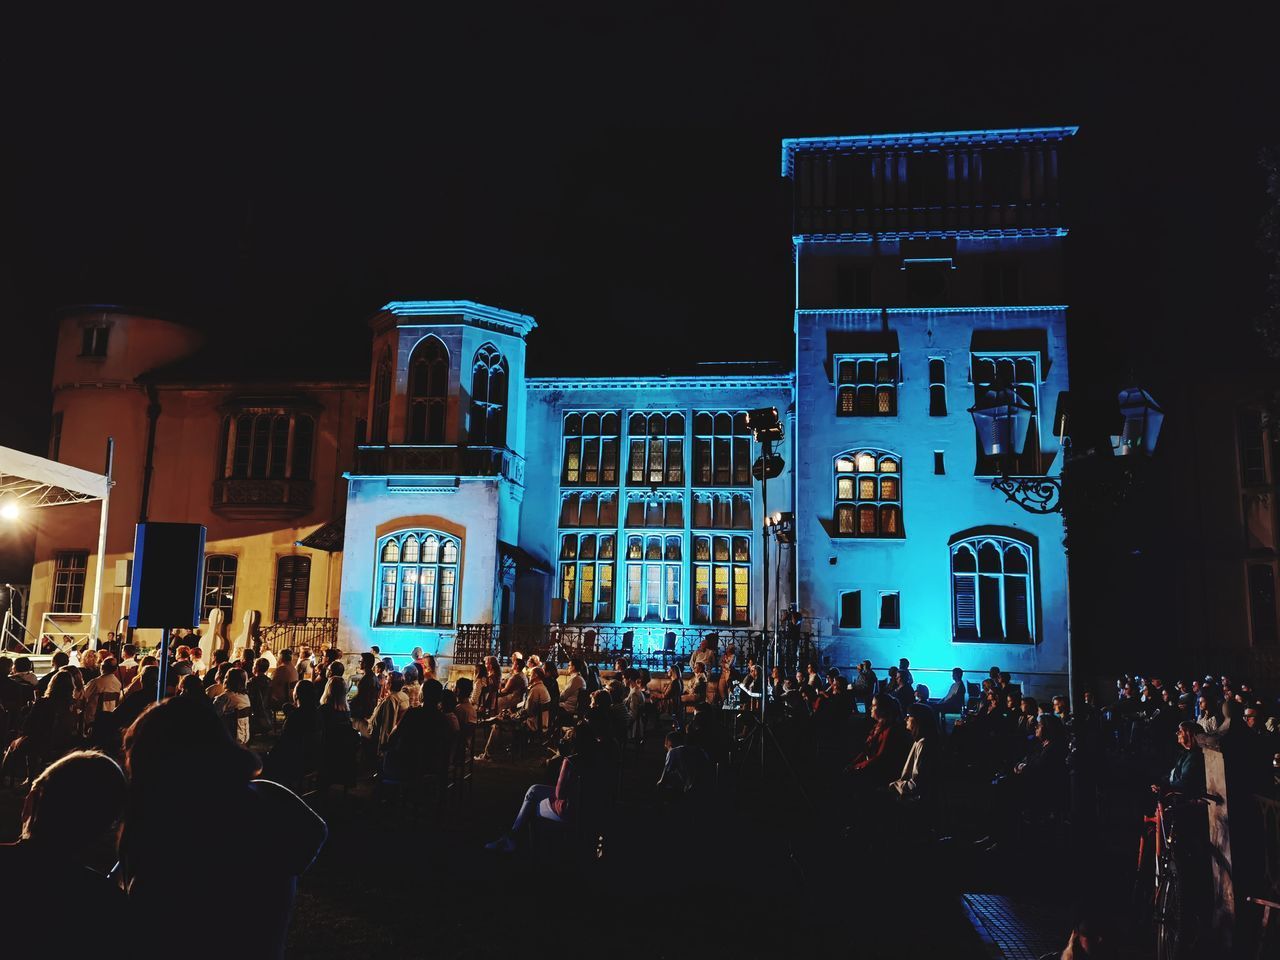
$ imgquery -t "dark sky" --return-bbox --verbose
[4,5,1279,452]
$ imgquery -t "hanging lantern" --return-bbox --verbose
[1116,386,1163,456]
[968,387,1034,460]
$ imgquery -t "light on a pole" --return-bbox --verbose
[0,501,19,521]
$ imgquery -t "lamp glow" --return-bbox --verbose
[0,502,19,521]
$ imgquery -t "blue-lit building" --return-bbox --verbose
[338,126,1076,699]
[18,127,1076,701]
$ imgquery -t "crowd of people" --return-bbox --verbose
[4,629,1280,958]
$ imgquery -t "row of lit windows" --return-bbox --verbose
[559,534,750,625]
[558,491,753,530]
[563,410,756,487]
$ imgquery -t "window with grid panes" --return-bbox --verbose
[627,413,684,485]
[559,533,616,623]
[692,493,751,530]
[623,534,682,622]
[834,451,902,538]
[836,355,898,416]
[202,555,238,622]
[52,551,88,614]
[692,534,750,625]
[692,412,752,486]
[559,491,618,528]
[562,412,620,485]
[951,536,1034,643]
[971,354,1041,475]
[375,531,460,627]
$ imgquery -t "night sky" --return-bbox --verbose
[4,6,1279,454]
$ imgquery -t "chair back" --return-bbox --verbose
[99,691,121,712]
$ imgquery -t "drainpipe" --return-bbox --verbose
[138,385,161,523]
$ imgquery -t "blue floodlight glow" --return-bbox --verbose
[781,126,1080,176]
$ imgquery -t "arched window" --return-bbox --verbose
[559,532,615,622]
[623,532,682,623]
[375,529,461,627]
[372,348,392,443]
[834,450,903,538]
[950,535,1034,642]
[835,355,898,417]
[469,343,507,446]
[692,534,750,625]
[407,336,449,443]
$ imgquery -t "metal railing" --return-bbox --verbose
[211,477,315,515]
[37,613,94,653]
[353,444,525,485]
[258,617,339,654]
[450,623,817,674]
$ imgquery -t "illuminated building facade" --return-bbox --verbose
[17,127,1077,698]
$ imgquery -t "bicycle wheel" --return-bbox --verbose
[1155,856,1183,960]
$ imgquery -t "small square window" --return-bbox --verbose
[879,591,900,629]
[839,590,861,629]
[80,326,110,358]
[934,451,945,475]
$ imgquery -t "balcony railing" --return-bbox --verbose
[211,477,314,518]
[452,623,817,674]
[353,445,525,485]
[259,617,339,654]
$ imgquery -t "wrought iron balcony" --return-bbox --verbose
[353,445,525,485]
[211,477,315,519]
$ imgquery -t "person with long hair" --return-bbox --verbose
[21,669,81,776]
[213,667,252,745]
[120,696,325,957]
[890,703,938,800]
[845,694,908,786]
[318,675,360,788]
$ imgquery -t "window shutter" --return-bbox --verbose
[275,556,311,623]
[1004,574,1030,641]
[953,573,977,638]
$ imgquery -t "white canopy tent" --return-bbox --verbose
[0,441,113,650]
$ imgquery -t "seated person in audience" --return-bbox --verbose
[269,649,299,706]
[683,661,710,706]
[247,657,274,736]
[485,728,588,853]
[0,750,130,953]
[1154,721,1205,798]
[80,655,122,732]
[656,729,712,801]
[454,678,477,726]
[476,668,551,761]
[212,668,252,745]
[120,695,327,956]
[203,648,230,692]
[263,679,322,791]
[370,672,410,756]
[624,672,648,740]
[496,654,528,713]
[385,679,453,779]
[889,703,938,802]
[473,655,501,716]
[205,661,233,698]
[440,689,461,736]
[177,673,210,703]
[845,694,908,787]
[559,658,587,720]
[656,665,685,727]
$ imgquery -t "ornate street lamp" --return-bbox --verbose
[1114,386,1164,457]
[969,384,1164,515]
[968,387,1062,514]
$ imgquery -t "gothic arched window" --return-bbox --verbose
[407,335,449,443]
[950,535,1035,642]
[375,529,461,627]
[469,343,507,446]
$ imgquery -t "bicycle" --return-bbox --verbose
[1136,790,1219,960]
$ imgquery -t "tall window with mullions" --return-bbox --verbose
[375,530,460,627]
[623,534,681,622]
[559,533,616,622]
[562,412,621,485]
[834,450,902,538]
[950,535,1034,642]
[836,355,898,417]
[692,534,750,625]
[627,412,684,486]
[692,411,752,486]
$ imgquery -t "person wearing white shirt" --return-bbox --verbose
[81,657,123,729]
[559,659,587,718]
[370,672,410,754]
[212,668,252,744]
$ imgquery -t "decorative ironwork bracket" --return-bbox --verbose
[991,475,1063,514]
